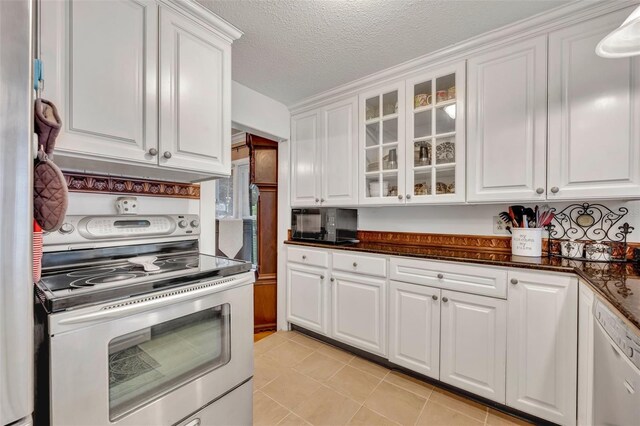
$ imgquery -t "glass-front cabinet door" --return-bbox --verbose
[405,62,465,203]
[359,82,406,204]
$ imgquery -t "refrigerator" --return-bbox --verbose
[0,0,34,425]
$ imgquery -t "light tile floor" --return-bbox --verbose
[253,331,532,426]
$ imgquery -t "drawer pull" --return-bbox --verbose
[432,295,438,301]
[511,278,518,285]
[437,273,444,279]
[353,262,358,267]
[302,255,307,260]
[442,297,448,303]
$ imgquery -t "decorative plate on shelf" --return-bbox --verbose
[436,141,455,163]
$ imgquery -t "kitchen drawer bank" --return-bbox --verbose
[285,241,580,425]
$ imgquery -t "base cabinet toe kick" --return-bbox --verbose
[286,245,583,425]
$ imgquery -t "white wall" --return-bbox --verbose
[231,80,290,141]
[358,201,640,243]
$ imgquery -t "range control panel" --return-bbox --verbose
[44,215,200,248]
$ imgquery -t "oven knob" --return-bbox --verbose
[178,220,188,229]
[190,220,200,228]
[59,223,74,234]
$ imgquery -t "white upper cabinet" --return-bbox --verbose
[41,0,158,164]
[290,96,358,207]
[506,270,577,425]
[467,36,547,203]
[291,111,322,206]
[359,82,406,205]
[321,97,359,206]
[158,5,232,175]
[41,0,240,181]
[405,62,466,204]
[548,7,640,200]
[440,290,506,403]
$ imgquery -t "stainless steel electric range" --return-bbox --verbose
[34,214,255,426]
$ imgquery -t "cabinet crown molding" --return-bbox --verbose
[288,0,637,113]
[160,0,244,42]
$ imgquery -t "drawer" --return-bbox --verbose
[287,246,329,268]
[332,252,387,278]
[390,257,507,298]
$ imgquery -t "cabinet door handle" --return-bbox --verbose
[550,186,559,194]
[352,262,357,267]
[406,194,412,199]
[302,255,307,260]
[432,295,438,301]
[163,151,172,159]
[437,273,444,279]
[148,148,158,156]
[330,278,335,282]
[398,194,403,200]
[320,275,324,280]
[442,297,448,303]
[536,187,544,194]
[320,198,325,203]
[511,278,518,285]
[315,198,320,203]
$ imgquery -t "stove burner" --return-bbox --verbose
[166,257,196,264]
[86,273,145,285]
[186,262,199,268]
[68,267,117,277]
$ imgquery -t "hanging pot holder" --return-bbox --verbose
[34,149,68,232]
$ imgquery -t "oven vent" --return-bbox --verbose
[101,276,238,310]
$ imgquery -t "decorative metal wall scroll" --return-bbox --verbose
[545,203,634,263]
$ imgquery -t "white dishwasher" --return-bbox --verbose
[593,300,640,426]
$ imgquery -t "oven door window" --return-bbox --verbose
[108,304,231,420]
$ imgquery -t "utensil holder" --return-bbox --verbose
[511,228,543,257]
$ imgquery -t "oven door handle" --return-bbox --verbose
[58,273,254,325]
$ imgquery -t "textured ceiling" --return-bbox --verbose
[198,0,569,106]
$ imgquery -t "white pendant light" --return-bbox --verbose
[596,5,640,58]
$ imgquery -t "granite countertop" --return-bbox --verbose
[285,239,640,331]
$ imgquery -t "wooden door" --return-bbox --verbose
[290,110,322,207]
[467,36,547,203]
[286,263,328,334]
[548,7,640,200]
[388,280,440,379]
[41,0,158,164]
[331,272,386,356]
[440,290,507,403]
[320,96,359,206]
[249,134,278,332]
[158,5,231,175]
[506,270,577,425]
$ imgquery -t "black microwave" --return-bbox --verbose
[291,208,358,244]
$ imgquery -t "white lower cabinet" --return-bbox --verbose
[286,263,329,335]
[389,280,441,379]
[287,247,581,424]
[331,272,387,356]
[440,290,507,403]
[506,270,577,426]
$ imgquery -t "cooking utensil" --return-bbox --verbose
[128,256,160,272]
[510,205,525,228]
[509,206,519,228]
